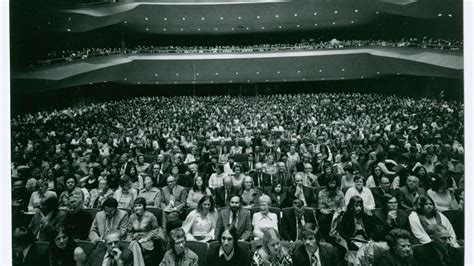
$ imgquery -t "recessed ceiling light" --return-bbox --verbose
[448,14,453,17]
[375,11,379,14]
[246,27,249,30]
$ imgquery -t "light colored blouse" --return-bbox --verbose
[208,173,228,189]
[252,212,278,239]
[28,190,57,212]
[186,188,212,209]
[408,211,459,247]
[427,189,459,211]
[113,188,137,209]
[181,209,218,242]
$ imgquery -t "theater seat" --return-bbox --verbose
[83,208,100,220]
[185,241,208,266]
[147,207,166,229]
[234,153,249,163]
[76,240,96,258]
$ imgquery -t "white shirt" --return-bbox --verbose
[344,187,375,210]
[306,248,321,266]
[252,212,278,239]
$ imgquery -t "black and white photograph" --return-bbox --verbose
[6,0,470,265]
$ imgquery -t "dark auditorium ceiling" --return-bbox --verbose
[12,0,461,35]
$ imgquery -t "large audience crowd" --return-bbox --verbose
[36,37,462,66]
[12,93,464,265]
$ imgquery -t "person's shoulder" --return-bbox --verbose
[117,209,129,217]
[319,241,337,252]
[186,247,199,259]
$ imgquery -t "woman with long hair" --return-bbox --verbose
[408,195,459,247]
[251,228,292,265]
[49,226,86,266]
[365,165,384,188]
[181,195,218,242]
[186,176,212,209]
[267,178,291,208]
[240,176,261,208]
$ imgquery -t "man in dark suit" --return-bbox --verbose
[280,199,318,241]
[413,224,463,266]
[249,163,272,188]
[87,230,134,266]
[292,223,339,266]
[274,161,293,186]
[398,175,426,211]
[12,226,49,266]
[371,176,401,208]
[288,173,317,208]
[215,176,238,208]
[215,195,252,241]
[64,194,93,240]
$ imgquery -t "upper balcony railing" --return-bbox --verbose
[34,39,462,67]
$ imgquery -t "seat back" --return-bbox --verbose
[147,207,165,228]
[185,241,208,266]
[234,153,249,163]
[83,208,100,220]
[76,240,96,258]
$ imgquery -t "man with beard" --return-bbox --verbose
[159,228,198,265]
[207,226,249,266]
[376,229,417,266]
[292,223,339,265]
[413,224,463,266]
[64,194,93,240]
[317,175,345,239]
[280,199,318,241]
[215,195,252,241]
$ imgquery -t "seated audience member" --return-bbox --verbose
[426,175,459,211]
[263,154,278,175]
[240,176,261,208]
[413,165,431,191]
[267,178,291,208]
[302,163,319,187]
[399,175,426,212]
[159,228,198,266]
[136,154,151,176]
[215,195,253,241]
[295,152,312,173]
[344,174,376,211]
[292,223,339,266]
[251,227,292,265]
[280,199,317,241]
[161,175,187,226]
[252,195,278,240]
[413,224,463,266]
[231,164,246,189]
[408,196,459,247]
[49,226,87,266]
[150,163,167,188]
[223,154,236,175]
[89,198,129,243]
[138,176,162,207]
[182,195,218,242]
[114,175,138,210]
[28,178,57,212]
[127,197,167,266]
[88,177,114,209]
[371,176,400,208]
[208,164,227,189]
[84,166,101,191]
[317,175,345,239]
[59,177,84,209]
[249,163,272,188]
[186,176,212,209]
[376,229,417,266]
[215,176,238,208]
[207,225,249,266]
[13,226,49,266]
[373,195,409,236]
[365,166,384,188]
[29,196,66,241]
[340,165,356,189]
[274,161,292,187]
[87,229,134,266]
[289,173,317,208]
[64,194,93,240]
[339,196,381,250]
[443,190,464,240]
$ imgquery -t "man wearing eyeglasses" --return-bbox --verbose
[160,228,198,266]
[413,224,463,266]
[88,230,133,266]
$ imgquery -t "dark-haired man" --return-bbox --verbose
[215,195,252,241]
[89,197,129,243]
[292,223,339,265]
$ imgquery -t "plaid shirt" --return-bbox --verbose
[318,188,345,211]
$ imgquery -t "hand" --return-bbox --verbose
[112,247,122,262]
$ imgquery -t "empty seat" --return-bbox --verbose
[185,241,208,266]
[147,207,166,228]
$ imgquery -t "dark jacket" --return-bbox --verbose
[280,208,317,241]
[214,187,238,208]
[376,250,418,266]
[288,185,317,208]
[267,188,291,208]
[207,245,250,266]
[64,209,93,240]
[339,211,381,242]
[249,172,272,188]
[291,241,339,266]
[372,209,410,236]
[13,242,50,266]
[413,242,463,266]
[371,187,401,209]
